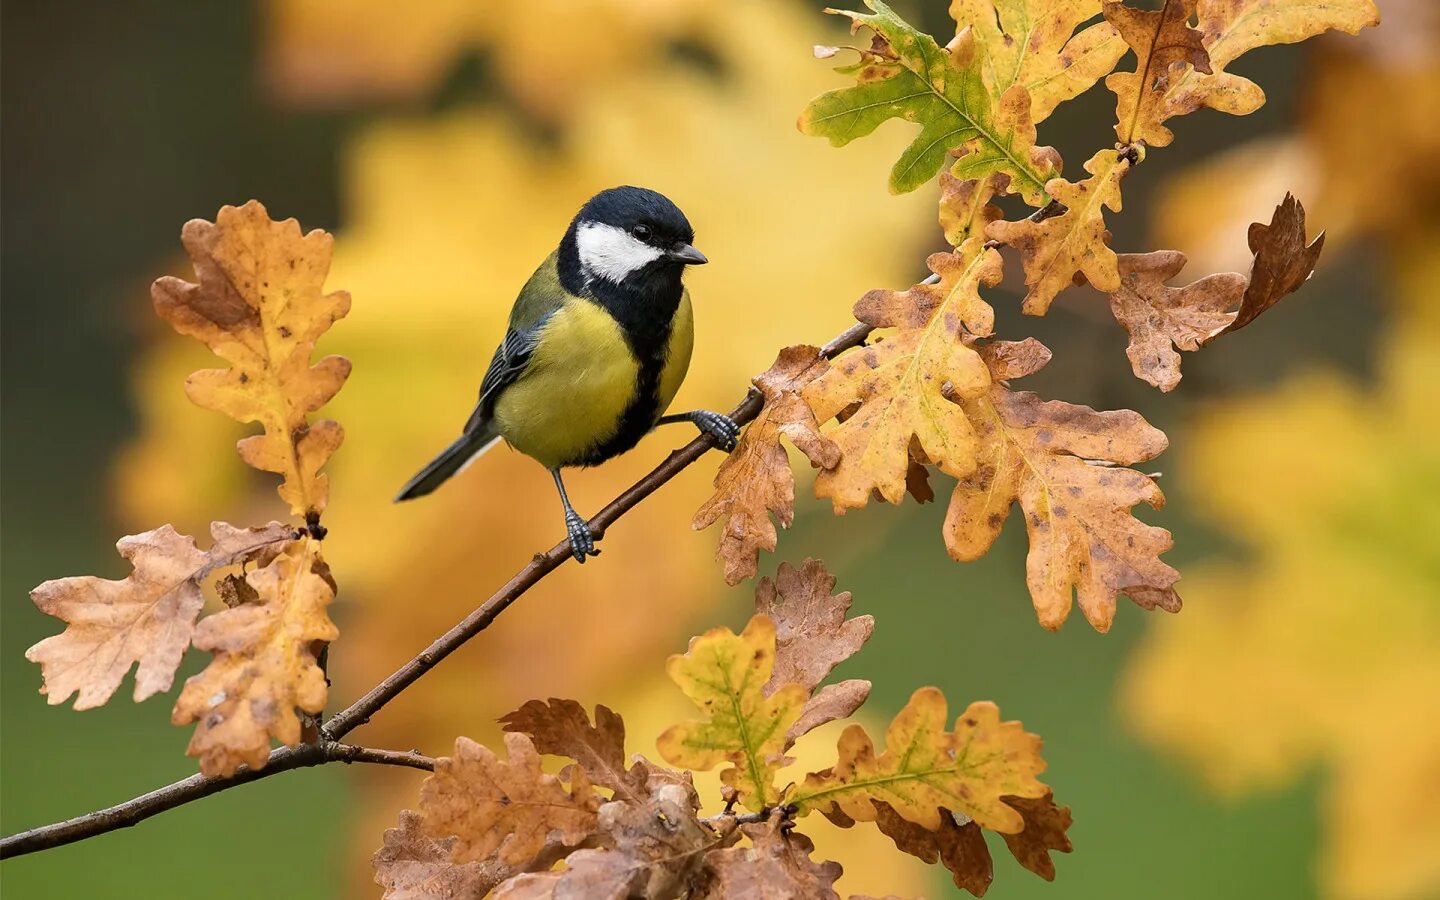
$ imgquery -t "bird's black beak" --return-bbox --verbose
[666,243,708,265]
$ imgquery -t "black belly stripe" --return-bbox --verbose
[565,264,685,468]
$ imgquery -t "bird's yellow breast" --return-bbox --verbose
[493,294,694,469]
[659,292,694,410]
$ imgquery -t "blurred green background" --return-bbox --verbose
[2,1,1416,898]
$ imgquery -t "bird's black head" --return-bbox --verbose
[561,186,706,291]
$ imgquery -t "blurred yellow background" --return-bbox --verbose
[2,1,1435,898]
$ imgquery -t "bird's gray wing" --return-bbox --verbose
[464,323,543,434]
[463,250,568,435]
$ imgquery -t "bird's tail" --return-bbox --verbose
[394,424,502,502]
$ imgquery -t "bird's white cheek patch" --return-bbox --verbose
[577,222,664,283]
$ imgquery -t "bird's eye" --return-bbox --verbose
[631,224,651,241]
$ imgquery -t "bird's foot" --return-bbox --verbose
[693,410,740,452]
[564,509,601,563]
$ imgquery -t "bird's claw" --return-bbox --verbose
[564,510,600,564]
[694,410,740,452]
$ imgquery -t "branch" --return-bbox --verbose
[0,743,432,858]
[1,197,1071,861]
[328,745,435,771]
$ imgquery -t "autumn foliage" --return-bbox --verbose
[13,0,1387,896]
[27,200,349,776]
[377,560,1070,897]
[695,0,1368,633]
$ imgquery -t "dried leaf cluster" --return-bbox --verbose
[696,0,1372,632]
[376,560,1070,898]
[26,200,350,776]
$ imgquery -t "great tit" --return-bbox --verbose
[395,186,738,562]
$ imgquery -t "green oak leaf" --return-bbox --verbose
[799,0,1059,201]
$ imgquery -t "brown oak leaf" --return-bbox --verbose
[152,200,351,518]
[693,346,841,585]
[987,148,1129,315]
[869,803,994,897]
[373,810,508,900]
[755,559,875,745]
[998,791,1074,881]
[786,680,873,749]
[1109,250,1247,391]
[843,791,1071,895]
[1104,0,1212,146]
[699,811,843,900]
[494,787,712,899]
[499,698,656,803]
[419,733,600,869]
[804,239,1003,510]
[26,521,292,710]
[905,452,935,503]
[170,536,337,775]
[944,339,1180,631]
[1110,196,1322,389]
[757,559,875,694]
[1211,193,1325,339]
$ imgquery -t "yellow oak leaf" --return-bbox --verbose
[939,172,1009,248]
[170,536,338,776]
[805,239,1004,510]
[1103,0,1212,146]
[692,347,841,586]
[152,200,351,520]
[419,734,601,868]
[1123,325,1440,900]
[25,522,293,710]
[944,339,1180,631]
[792,688,1049,834]
[656,615,807,810]
[987,148,1129,314]
[949,0,1127,122]
[1153,0,1381,142]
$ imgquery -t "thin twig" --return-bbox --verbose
[700,810,770,829]
[328,745,436,771]
[0,196,1073,862]
[0,743,432,857]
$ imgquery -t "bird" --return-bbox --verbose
[395,186,738,562]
